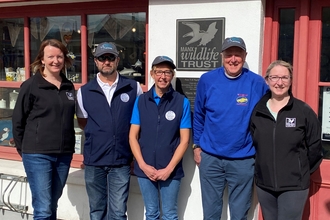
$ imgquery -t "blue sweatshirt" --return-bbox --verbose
[193,67,268,158]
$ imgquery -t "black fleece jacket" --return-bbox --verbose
[12,72,75,155]
[250,91,323,192]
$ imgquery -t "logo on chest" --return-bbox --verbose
[285,118,296,127]
[66,92,74,101]
[165,111,176,121]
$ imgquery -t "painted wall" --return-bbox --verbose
[0,0,265,219]
[148,0,265,86]
[147,0,265,219]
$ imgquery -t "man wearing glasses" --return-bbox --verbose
[129,56,191,220]
[76,42,143,220]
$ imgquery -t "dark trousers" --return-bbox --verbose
[256,185,309,220]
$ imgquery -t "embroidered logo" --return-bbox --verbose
[165,111,176,121]
[285,118,296,127]
[66,92,74,101]
[120,93,129,102]
[236,94,248,105]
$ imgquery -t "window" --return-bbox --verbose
[278,8,295,64]
[87,13,146,85]
[0,1,148,167]
[30,16,82,83]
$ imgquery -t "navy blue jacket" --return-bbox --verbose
[134,86,185,179]
[81,75,138,166]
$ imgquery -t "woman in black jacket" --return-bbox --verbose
[12,39,75,220]
[250,60,323,220]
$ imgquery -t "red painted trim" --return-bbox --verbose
[141,23,149,92]
[81,14,88,84]
[0,147,21,161]
[306,1,322,113]
[71,154,84,168]
[293,0,310,101]
[258,204,264,220]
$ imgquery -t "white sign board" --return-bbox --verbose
[322,87,330,141]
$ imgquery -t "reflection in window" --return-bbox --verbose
[0,18,24,82]
[320,8,330,82]
[29,16,82,83]
[278,9,295,64]
[0,87,20,147]
[87,13,146,85]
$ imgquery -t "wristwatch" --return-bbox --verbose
[192,144,201,149]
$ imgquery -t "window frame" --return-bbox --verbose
[0,0,148,168]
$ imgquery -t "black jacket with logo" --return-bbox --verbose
[250,91,323,192]
[13,72,76,155]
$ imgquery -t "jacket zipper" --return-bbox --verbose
[58,88,64,152]
[155,100,161,167]
[272,120,278,190]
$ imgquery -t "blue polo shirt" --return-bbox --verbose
[130,88,191,128]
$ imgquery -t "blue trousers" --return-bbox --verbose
[138,177,181,220]
[84,165,130,220]
[22,153,72,220]
[199,151,254,220]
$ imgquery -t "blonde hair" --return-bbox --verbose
[265,60,293,92]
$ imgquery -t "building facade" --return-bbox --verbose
[0,0,329,219]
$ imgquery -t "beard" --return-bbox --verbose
[99,66,116,77]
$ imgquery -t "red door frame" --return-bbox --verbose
[262,0,330,219]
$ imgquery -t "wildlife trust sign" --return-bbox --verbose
[176,17,225,71]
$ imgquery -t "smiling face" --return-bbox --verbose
[266,64,292,98]
[151,63,174,92]
[41,45,65,76]
[222,46,247,77]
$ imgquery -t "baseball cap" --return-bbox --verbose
[152,56,176,69]
[221,37,246,52]
[94,42,119,57]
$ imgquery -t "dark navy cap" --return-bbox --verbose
[221,37,246,52]
[94,42,119,57]
[152,56,176,69]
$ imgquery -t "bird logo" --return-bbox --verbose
[0,127,9,142]
[182,21,218,46]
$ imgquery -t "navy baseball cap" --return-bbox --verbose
[94,42,119,57]
[221,37,246,52]
[152,56,176,69]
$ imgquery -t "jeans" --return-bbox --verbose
[137,177,181,220]
[199,151,254,220]
[84,165,130,220]
[22,153,72,220]
[256,186,309,220]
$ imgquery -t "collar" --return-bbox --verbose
[148,84,174,100]
[96,72,119,87]
[256,90,294,113]
[35,72,72,89]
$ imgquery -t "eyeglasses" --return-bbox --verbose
[268,75,291,82]
[154,70,173,77]
[97,55,117,62]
